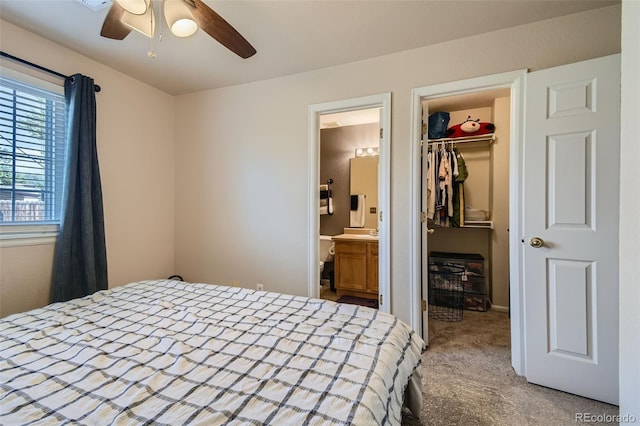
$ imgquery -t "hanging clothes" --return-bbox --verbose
[425,143,468,227]
[434,145,442,212]
[447,145,457,218]
[450,147,468,227]
[427,150,436,219]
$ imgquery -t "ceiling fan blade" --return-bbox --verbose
[188,0,257,59]
[100,2,133,40]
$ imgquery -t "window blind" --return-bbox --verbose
[0,74,66,223]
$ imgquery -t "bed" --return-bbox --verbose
[0,279,424,425]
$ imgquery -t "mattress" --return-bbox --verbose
[0,279,424,425]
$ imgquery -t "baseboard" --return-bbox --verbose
[491,305,509,313]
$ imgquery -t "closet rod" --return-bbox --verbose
[0,51,101,92]
[426,133,495,145]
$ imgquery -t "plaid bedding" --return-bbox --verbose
[1,279,424,425]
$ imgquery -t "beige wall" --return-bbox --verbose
[174,5,621,325]
[0,244,54,315]
[0,21,176,317]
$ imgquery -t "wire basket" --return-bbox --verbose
[428,263,465,322]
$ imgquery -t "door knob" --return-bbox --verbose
[529,237,544,248]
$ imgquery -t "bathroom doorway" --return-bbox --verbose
[308,94,391,313]
[319,108,380,303]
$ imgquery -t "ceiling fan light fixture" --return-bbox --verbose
[114,0,150,15]
[122,5,155,38]
[100,0,256,58]
[164,0,198,37]
[171,18,198,37]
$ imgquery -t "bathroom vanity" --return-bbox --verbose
[332,233,379,299]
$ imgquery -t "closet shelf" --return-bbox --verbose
[428,220,494,230]
[424,133,495,145]
[461,221,494,229]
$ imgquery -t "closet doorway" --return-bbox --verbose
[410,70,526,373]
[308,94,391,313]
[421,89,511,329]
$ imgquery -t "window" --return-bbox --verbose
[0,70,66,245]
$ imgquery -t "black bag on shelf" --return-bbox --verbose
[427,111,450,139]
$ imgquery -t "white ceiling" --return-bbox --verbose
[0,0,618,96]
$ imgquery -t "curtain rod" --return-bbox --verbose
[0,51,101,92]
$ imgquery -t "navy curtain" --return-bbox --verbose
[51,74,107,302]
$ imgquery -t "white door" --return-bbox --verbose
[420,137,430,341]
[523,54,620,404]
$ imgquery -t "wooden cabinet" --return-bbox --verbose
[366,242,378,293]
[334,239,378,298]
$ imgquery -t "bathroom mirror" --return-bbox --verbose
[349,156,378,229]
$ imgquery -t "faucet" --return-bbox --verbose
[370,228,379,236]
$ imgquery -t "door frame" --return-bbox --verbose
[409,71,527,374]
[308,93,391,313]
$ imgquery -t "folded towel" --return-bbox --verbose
[320,184,333,215]
[320,197,333,215]
[349,194,365,227]
[350,195,359,211]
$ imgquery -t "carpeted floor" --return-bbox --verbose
[401,310,619,425]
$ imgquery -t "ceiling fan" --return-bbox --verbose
[100,0,256,59]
